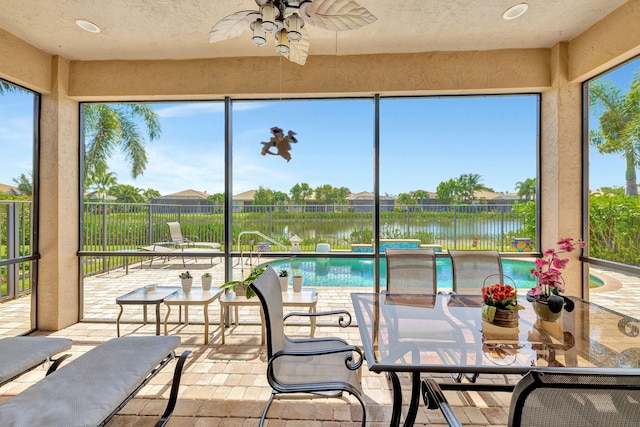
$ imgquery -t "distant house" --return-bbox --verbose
[474,190,520,205]
[347,191,395,213]
[152,189,210,206]
[0,183,19,195]
[84,192,117,201]
[233,190,256,211]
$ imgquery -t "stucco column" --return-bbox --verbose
[540,43,584,297]
[38,56,80,330]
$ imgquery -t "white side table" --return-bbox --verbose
[163,287,223,344]
[218,288,318,344]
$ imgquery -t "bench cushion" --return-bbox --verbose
[0,337,72,385]
[0,335,180,427]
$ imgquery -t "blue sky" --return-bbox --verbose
[1,58,638,197]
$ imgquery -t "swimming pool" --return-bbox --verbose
[260,257,596,290]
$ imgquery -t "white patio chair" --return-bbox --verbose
[449,249,503,294]
[385,248,437,294]
[166,221,220,249]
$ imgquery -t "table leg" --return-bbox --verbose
[155,303,161,335]
[388,372,402,427]
[310,304,317,337]
[143,305,148,325]
[386,371,420,427]
[116,304,124,337]
[220,305,226,344]
[203,303,209,345]
[185,306,190,325]
[404,372,420,427]
[164,305,172,336]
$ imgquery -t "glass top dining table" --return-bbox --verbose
[350,292,640,427]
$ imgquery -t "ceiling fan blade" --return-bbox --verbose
[286,32,310,65]
[208,10,261,44]
[301,0,377,31]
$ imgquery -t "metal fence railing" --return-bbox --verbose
[1,200,33,300]
[82,202,530,252]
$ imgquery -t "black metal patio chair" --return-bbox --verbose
[249,266,367,427]
[422,368,640,427]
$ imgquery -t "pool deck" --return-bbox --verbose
[0,255,638,426]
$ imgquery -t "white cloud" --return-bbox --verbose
[154,101,268,118]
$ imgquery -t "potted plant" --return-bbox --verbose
[201,272,212,290]
[292,272,303,292]
[179,271,193,293]
[278,269,289,291]
[481,283,523,328]
[527,237,586,320]
[220,267,265,299]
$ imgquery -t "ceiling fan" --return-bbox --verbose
[208,0,377,66]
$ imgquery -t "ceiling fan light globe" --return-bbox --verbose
[252,35,267,46]
[251,19,268,46]
[276,29,290,55]
[276,45,290,55]
[287,30,302,42]
[260,2,278,32]
[286,12,303,42]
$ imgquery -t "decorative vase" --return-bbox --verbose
[278,276,289,291]
[292,275,303,292]
[201,276,212,291]
[481,304,519,328]
[181,278,193,293]
[533,300,562,322]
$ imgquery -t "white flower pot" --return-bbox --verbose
[292,275,303,292]
[201,276,212,291]
[181,278,193,293]
[279,276,289,291]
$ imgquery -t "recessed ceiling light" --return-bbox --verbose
[503,3,529,20]
[75,19,101,33]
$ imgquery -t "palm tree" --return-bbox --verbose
[11,173,33,196]
[142,188,161,202]
[290,182,312,205]
[515,178,536,200]
[456,173,486,203]
[0,80,21,94]
[589,72,640,196]
[412,190,431,206]
[85,169,117,200]
[109,184,145,204]
[3,83,161,186]
[83,103,161,182]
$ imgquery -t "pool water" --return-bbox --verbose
[260,257,599,290]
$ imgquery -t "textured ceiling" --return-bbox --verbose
[0,0,628,62]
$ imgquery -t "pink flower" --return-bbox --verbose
[534,258,549,268]
[527,287,542,298]
[552,257,569,269]
[529,237,586,301]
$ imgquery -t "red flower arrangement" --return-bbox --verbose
[482,283,523,324]
[483,283,521,309]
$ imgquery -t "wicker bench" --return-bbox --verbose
[0,336,189,427]
[0,337,72,387]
